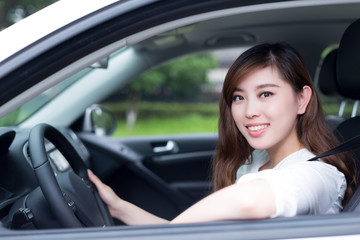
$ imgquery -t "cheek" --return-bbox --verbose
[266,95,299,122]
[231,105,247,132]
[231,105,243,122]
[231,106,240,124]
[230,105,236,117]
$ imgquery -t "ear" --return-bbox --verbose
[297,85,312,115]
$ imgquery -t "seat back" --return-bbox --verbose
[314,48,348,131]
[334,18,360,212]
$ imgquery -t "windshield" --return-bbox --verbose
[0,68,92,126]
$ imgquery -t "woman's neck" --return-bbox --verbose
[263,133,305,170]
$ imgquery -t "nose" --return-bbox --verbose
[244,99,260,119]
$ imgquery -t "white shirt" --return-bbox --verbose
[236,149,347,218]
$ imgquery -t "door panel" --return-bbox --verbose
[78,132,217,221]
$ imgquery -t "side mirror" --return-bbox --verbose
[83,104,116,136]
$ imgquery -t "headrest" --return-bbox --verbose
[336,19,360,100]
[317,49,339,97]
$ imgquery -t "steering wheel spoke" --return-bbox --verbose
[29,123,113,228]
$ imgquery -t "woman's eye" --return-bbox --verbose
[232,95,244,102]
[259,91,273,98]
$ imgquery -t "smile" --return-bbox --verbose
[247,124,269,131]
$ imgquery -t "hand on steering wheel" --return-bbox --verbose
[29,123,113,228]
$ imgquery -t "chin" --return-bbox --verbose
[248,142,272,151]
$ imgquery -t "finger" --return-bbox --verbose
[88,170,119,207]
[87,169,104,189]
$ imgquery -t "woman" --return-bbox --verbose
[88,42,358,225]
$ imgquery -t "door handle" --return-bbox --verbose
[153,140,178,153]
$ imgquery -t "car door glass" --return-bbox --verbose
[0,68,92,126]
[99,50,241,136]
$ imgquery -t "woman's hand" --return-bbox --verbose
[87,169,124,219]
[88,169,169,225]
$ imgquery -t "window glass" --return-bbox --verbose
[0,68,92,126]
[99,50,239,136]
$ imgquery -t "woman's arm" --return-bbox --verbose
[89,170,276,224]
[88,170,169,225]
[171,179,276,224]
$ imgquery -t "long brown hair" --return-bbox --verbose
[212,42,357,206]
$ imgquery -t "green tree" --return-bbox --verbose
[124,52,218,129]
[0,0,57,29]
[130,52,218,101]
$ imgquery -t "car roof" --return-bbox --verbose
[0,0,119,62]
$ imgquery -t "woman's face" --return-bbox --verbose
[231,67,306,156]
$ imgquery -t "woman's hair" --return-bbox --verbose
[212,42,358,206]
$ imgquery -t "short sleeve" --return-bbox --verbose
[237,161,346,217]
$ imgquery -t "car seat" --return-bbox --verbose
[314,48,348,131]
[333,18,360,212]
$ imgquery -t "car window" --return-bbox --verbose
[100,49,243,136]
[0,68,92,126]
[321,98,359,117]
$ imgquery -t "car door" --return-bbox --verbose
[72,46,221,222]
[78,132,217,222]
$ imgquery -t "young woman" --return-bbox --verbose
[88,42,358,225]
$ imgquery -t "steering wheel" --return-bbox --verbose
[28,123,113,228]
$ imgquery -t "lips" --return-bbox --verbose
[245,124,269,137]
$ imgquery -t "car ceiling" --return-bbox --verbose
[134,1,360,77]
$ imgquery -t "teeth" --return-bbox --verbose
[248,125,268,131]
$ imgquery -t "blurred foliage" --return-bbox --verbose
[0,0,57,29]
[321,101,358,117]
[113,114,219,136]
[103,101,219,120]
[114,52,219,102]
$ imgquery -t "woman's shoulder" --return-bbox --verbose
[279,149,346,190]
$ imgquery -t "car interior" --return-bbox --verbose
[333,18,360,212]
[0,1,360,236]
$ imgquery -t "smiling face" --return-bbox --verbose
[231,66,310,163]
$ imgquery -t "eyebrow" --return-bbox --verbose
[233,83,280,92]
